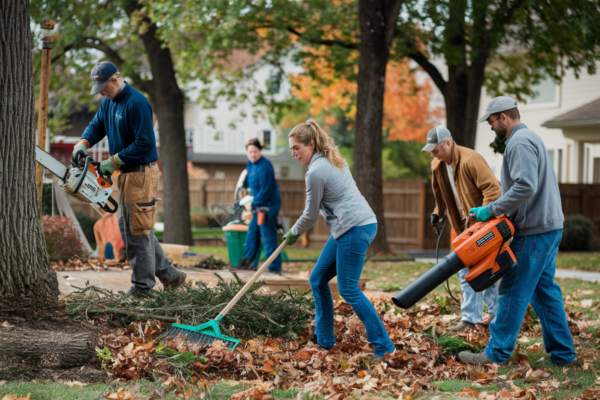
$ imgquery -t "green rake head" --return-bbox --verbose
[162,315,241,351]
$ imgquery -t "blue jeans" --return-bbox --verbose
[309,223,395,357]
[485,229,576,364]
[458,268,498,324]
[243,212,281,271]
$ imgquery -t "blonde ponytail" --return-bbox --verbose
[288,119,347,170]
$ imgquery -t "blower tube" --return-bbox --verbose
[392,252,465,309]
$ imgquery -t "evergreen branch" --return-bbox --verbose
[286,26,358,50]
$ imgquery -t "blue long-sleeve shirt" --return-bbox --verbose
[488,123,564,236]
[82,82,159,165]
[243,157,281,215]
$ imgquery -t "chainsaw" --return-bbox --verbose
[35,146,118,214]
[392,215,517,309]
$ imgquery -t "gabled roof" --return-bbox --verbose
[543,97,600,128]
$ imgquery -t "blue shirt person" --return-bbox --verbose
[459,97,577,368]
[234,138,282,272]
[72,62,186,298]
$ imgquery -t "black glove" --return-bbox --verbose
[430,213,440,227]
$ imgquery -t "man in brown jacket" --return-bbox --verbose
[423,126,502,331]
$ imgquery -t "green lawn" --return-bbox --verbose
[0,380,321,400]
[556,252,600,271]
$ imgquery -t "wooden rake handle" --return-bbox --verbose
[219,241,288,318]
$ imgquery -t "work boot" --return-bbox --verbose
[125,286,151,299]
[164,271,187,290]
[267,268,282,276]
[459,351,492,365]
[449,320,478,332]
[233,257,254,271]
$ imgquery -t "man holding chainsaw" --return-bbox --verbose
[459,96,577,367]
[424,126,501,332]
[72,62,186,298]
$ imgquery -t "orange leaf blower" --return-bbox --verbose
[392,215,517,309]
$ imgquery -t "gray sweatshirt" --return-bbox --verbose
[488,123,564,236]
[291,153,377,239]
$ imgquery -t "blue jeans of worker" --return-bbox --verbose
[458,268,498,324]
[243,212,281,271]
[484,229,576,364]
[309,224,395,357]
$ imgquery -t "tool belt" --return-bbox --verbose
[119,162,158,174]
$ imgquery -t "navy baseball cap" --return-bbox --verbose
[90,62,118,95]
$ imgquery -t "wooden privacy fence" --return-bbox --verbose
[68,179,600,250]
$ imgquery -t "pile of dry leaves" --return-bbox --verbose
[96,298,598,399]
[51,257,131,272]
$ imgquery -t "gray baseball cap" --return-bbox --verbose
[90,62,118,95]
[478,96,518,122]
[421,126,452,152]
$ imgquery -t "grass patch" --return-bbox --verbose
[436,336,481,355]
[0,380,322,400]
[0,380,171,400]
[556,252,600,272]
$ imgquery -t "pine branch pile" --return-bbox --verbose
[66,273,314,338]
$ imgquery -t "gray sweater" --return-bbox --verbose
[488,123,564,236]
[291,153,377,239]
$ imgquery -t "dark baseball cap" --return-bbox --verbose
[90,62,118,95]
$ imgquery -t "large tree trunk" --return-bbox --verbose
[353,0,403,255]
[138,23,193,246]
[0,0,59,309]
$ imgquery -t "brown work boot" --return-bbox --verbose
[164,271,187,290]
[449,320,478,332]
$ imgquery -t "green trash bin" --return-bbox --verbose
[224,230,247,267]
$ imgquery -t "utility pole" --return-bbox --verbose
[36,18,56,216]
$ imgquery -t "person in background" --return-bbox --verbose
[459,96,578,368]
[72,62,186,298]
[423,126,501,332]
[234,138,282,273]
[284,120,396,360]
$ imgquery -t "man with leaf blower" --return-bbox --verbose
[72,62,186,298]
[424,126,501,332]
[459,96,578,367]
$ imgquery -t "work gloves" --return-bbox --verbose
[430,213,440,227]
[284,229,301,246]
[99,154,124,176]
[71,140,89,164]
[469,206,492,222]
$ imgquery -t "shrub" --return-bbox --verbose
[42,215,86,261]
[75,211,98,247]
[560,214,594,252]
[190,206,218,228]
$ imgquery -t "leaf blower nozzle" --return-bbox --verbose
[391,216,518,309]
[392,252,464,309]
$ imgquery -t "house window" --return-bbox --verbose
[268,69,281,94]
[281,166,289,178]
[594,158,600,184]
[263,130,271,150]
[185,129,194,147]
[529,75,556,105]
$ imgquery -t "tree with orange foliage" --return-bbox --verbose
[285,52,443,145]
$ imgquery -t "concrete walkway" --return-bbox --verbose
[555,269,600,282]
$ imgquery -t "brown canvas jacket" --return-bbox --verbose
[431,143,501,234]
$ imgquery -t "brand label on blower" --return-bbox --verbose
[476,231,496,247]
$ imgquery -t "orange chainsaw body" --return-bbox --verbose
[453,215,517,291]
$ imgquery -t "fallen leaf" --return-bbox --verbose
[1,321,13,329]
[581,299,594,308]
